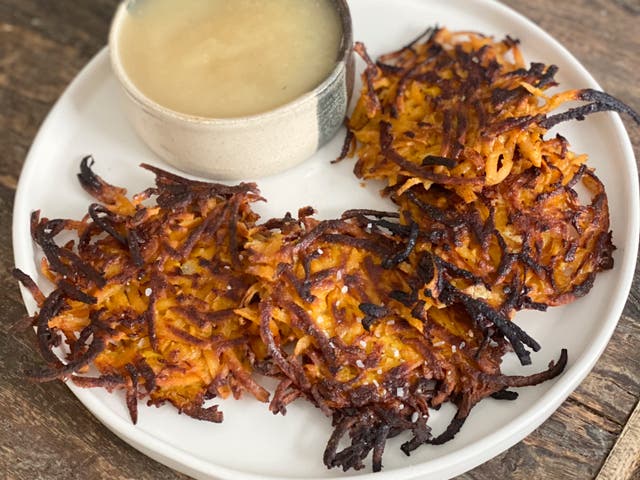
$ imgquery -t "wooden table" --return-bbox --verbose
[1,1,638,479]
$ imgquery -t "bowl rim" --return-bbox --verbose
[108,0,354,126]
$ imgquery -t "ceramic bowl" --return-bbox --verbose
[108,0,354,180]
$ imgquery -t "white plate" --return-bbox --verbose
[12,0,639,479]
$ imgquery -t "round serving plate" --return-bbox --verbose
[12,0,639,479]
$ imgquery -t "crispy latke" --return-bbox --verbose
[340,27,637,367]
[15,157,268,423]
[242,208,567,471]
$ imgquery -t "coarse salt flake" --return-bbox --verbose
[355,359,365,368]
[341,285,348,294]
[411,412,419,423]
[144,288,152,296]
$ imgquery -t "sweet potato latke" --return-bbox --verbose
[15,158,268,422]
[14,27,638,473]
[339,26,637,363]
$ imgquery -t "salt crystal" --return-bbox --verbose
[468,329,474,338]
[433,341,445,347]
[372,379,379,387]
[226,285,232,290]
[451,345,457,353]
[359,340,367,348]
[387,320,395,326]
[393,349,400,358]
[459,341,466,349]
[336,271,342,280]
[317,248,324,255]
[399,404,404,410]
[355,359,365,368]
[396,387,404,397]
[341,285,348,294]
[411,412,419,423]
[144,288,152,296]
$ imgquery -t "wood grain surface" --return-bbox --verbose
[1,1,638,479]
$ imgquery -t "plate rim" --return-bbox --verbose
[12,0,639,479]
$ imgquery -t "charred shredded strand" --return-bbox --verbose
[28,336,106,382]
[422,155,458,169]
[427,416,467,445]
[359,303,390,331]
[125,363,139,424]
[382,222,419,268]
[491,389,519,401]
[540,89,640,129]
[12,268,45,306]
[88,203,127,245]
[333,128,355,164]
[354,42,382,115]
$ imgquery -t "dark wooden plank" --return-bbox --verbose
[596,400,640,480]
[0,1,638,479]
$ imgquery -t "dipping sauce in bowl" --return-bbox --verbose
[119,0,343,118]
[109,0,353,180]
